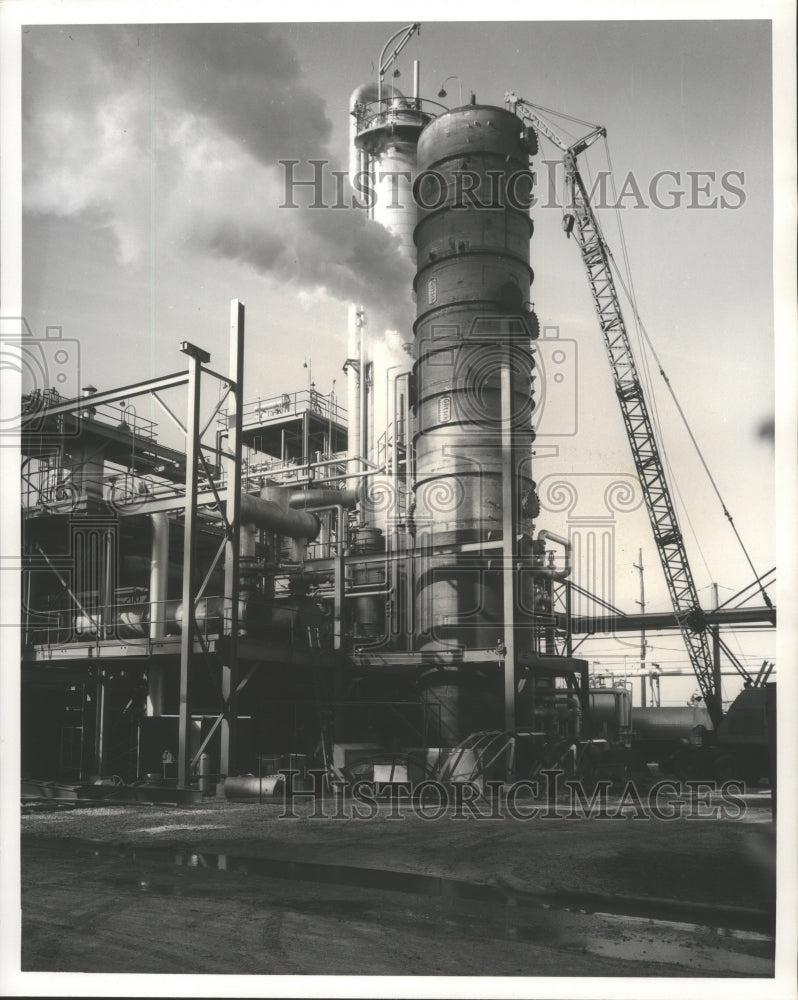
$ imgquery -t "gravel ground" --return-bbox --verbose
[20,790,777,910]
[14,790,779,984]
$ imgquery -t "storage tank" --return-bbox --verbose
[588,687,633,742]
[633,705,714,741]
[631,705,713,767]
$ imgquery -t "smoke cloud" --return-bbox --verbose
[22,24,413,332]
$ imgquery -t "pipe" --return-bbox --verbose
[240,492,320,541]
[223,774,284,799]
[94,672,106,776]
[413,59,420,103]
[149,513,170,640]
[288,488,357,510]
[103,529,114,640]
[240,521,257,561]
[349,84,378,184]
[347,304,362,489]
[359,321,372,528]
[359,315,368,472]
[535,529,572,580]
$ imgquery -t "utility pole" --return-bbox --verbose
[634,548,646,707]
[710,581,722,711]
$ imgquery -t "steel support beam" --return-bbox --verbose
[334,505,346,650]
[566,605,776,633]
[21,371,189,423]
[177,351,203,790]
[220,301,245,778]
[108,487,220,517]
[501,355,516,758]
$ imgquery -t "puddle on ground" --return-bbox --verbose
[29,840,774,975]
[159,849,773,935]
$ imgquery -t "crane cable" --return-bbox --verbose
[597,137,717,584]
[611,252,774,611]
[521,99,773,612]
[594,148,774,613]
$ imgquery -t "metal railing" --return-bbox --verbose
[25,595,229,648]
[22,388,158,440]
[238,389,346,428]
[353,96,447,134]
[21,448,355,514]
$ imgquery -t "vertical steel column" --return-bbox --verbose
[501,354,517,746]
[102,528,114,640]
[221,300,245,778]
[23,567,32,648]
[359,323,367,477]
[565,580,573,656]
[93,670,106,776]
[334,505,345,650]
[177,351,203,790]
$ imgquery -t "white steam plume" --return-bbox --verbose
[22,24,413,333]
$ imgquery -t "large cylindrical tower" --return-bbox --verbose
[411,104,539,745]
[412,104,538,650]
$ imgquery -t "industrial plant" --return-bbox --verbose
[11,17,786,986]
[17,25,777,804]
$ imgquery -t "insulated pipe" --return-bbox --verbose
[102,528,114,639]
[288,488,357,510]
[240,492,320,541]
[349,84,378,221]
[359,317,368,525]
[240,522,257,557]
[349,84,378,187]
[149,513,170,640]
[359,317,368,468]
[347,304,363,489]
[535,529,572,580]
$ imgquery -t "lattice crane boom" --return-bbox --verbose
[506,93,723,727]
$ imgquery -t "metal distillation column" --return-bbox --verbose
[412,104,537,743]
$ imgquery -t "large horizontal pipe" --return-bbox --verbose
[565,605,776,634]
[240,493,320,540]
[288,488,357,510]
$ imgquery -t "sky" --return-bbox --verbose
[4,8,793,705]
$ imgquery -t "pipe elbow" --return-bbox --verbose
[536,529,572,580]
